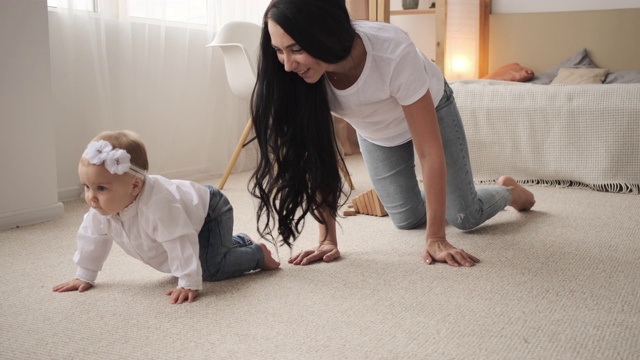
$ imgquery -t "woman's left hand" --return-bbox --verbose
[422,237,479,267]
[289,241,340,266]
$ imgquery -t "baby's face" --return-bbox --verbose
[78,160,139,216]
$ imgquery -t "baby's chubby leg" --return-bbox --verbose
[199,185,280,281]
[200,226,280,281]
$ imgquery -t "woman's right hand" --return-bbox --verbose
[52,279,93,293]
[423,237,480,267]
[289,240,340,266]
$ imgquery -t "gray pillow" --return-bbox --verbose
[604,70,640,84]
[529,48,598,85]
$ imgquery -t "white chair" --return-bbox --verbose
[208,21,354,190]
[206,21,261,190]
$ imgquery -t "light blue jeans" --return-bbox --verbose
[358,82,511,231]
[198,185,264,281]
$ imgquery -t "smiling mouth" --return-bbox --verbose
[297,68,310,77]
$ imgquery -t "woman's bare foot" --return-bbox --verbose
[498,176,536,211]
[258,243,281,270]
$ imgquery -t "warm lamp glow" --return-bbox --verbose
[444,0,480,81]
[452,56,470,74]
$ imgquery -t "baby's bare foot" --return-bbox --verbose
[258,243,281,270]
[498,176,536,211]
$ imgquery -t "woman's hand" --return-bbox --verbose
[289,240,340,266]
[404,92,472,267]
[423,237,479,267]
[166,288,199,304]
[52,279,93,293]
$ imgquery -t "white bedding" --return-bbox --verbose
[450,80,640,194]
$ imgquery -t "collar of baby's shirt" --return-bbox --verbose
[116,197,139,220]
[113,178,147,221]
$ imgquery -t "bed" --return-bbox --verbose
[450,8,640,194]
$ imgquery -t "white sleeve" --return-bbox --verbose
[150,202,203,290]
[389,45,430,106]
[73,210,113,283]
[161,234,203,290]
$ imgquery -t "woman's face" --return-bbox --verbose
[267,19,330,83]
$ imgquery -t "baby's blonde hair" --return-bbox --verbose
[92,130,149,171]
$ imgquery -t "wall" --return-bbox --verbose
[47,13,249,202]
[493,0,640,13]
[390,0,437,60]
[383,0,640,60]
[0,0,64,230]
[345,0,437,60]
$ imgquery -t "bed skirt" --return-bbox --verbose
[450,80,640,194]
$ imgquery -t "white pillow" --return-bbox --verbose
[550,68,609,85]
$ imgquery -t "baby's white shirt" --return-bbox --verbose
[73,175,209,290]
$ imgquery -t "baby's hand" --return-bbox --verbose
[166,287,199,304]
[52,279,93,293]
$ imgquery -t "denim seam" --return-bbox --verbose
[482,191,510,214]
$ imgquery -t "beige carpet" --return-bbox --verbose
[1,154,639,359]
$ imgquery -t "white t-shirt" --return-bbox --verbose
[73,175,210,290]
[326,21,444,147]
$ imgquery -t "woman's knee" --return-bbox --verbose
[446,212,480,231]
[390,211,426,230]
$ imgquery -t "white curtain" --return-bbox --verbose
[48,0,271,198]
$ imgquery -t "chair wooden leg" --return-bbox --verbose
[338,156,354,190]
[218,118,253,190]
[219,117,354,191]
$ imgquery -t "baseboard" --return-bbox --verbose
[0,202,65,231]
[58,187,82,202]
[159,166,218,183]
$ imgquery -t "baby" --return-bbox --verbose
[53,130,279,304]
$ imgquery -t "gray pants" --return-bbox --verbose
[358,82,511,231]
[198,185,264,281]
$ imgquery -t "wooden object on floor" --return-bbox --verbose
[343,188,388,217]
[342,204,358,216]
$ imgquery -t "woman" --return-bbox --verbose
[250,0,535,267]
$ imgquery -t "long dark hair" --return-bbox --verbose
[250,0,356,247]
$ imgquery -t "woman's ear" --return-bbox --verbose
[131,176,145,196]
